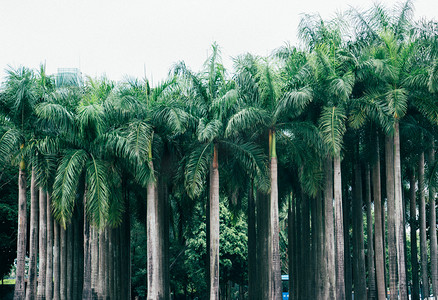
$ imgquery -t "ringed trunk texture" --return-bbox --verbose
[37,188,47,300]
[409,170,420,300]
[26,169,39,300]
[365,165,376,300]
[334,153,345,300]
[385,135,397,300]
[13,167,27,300]
[147,161,165,300]
[428,144,438,297]
[66,224,73,300]
[46,192,54,300]
[209,144,220,300]
[372,135,386,300]
[287,195,294,300]
[418,152,430,298]
[393,123,407,300]
[323,156,336,300]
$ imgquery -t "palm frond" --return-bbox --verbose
[184,143,212,199]
[197,119,222,143]
[85,156,110,227]
[319,105,347,155]
[52,149,89,227]
[225,107,269,137]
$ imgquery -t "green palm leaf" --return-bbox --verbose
[52,149,88,227]
[184,143,212,199]
[319,106,347,155]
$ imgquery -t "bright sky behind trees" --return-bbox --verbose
[1,0,437,85]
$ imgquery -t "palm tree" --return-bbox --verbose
[0,66,40,300]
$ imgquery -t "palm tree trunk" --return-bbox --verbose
[418,152,430,298]
[60,226,67,300]
[372,134,386,300]
[66,224,74,300]
[287,194,294,300]
[209,143,220,300]
[353,160,367,300]
[26,168,38,300]
[13,165,27,300]
[343,186,352,300]
[247,180,257,300]
[98,229,106,300]
[334,153,345,300]
[323,155,336,300]
[269,130,282,300]
[37,188,47,300]
[91,227,99,300]
[147,159,165,300]
[316,194,324,299]
[256,190,269,300]
[53,221,60,300]
[409,169,420,300]
[302,193,311,299]
[108,229,114,300]
[83,194,92,300]
[46,191,54,299]
[428,143,438,297]
[73,208,84,300]
[393,122,407,300]
[385,135,397,300]
[365,165,376,300]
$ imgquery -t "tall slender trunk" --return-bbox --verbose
[393,122,407,300]
[287,194,294,300]
[269,130,282,300]
[302,193,311,299]
[310,196,318,300]
[98,229,106,300]
[316,194,324,299]
[53,221,60,300]
[256,190,269,300]
[108,229,114,300]
[147,159,164,300]
[26,168,38,300]
[365,165,376,300]
[353,160,367,300]
[428,143,438,297]
[418,152,430,298]
[409,170,420,300]
[37,188,47,300]
[91,227,99,299]
[73,207,84,300]
[385,135,397,300]
[83,193,92,300]
[46,191,54,299]
[372,136,386,300]
[247,180,257,300]
[66,224,74,300]
[60,226,67,300]
[14,165,27,300]
[343,185,352,300]
[209,143,220,300]
[334,153,345,300]
[323,156,336,300]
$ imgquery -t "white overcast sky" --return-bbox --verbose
[1,0,437,85]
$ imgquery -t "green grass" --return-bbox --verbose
[1,278,15,285]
